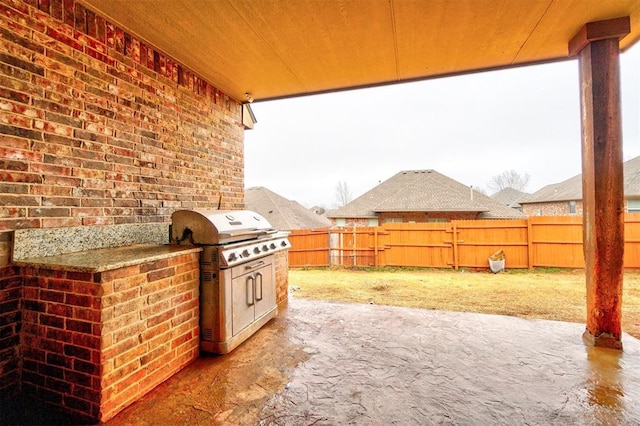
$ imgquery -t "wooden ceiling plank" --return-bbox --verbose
[79,0,640,101]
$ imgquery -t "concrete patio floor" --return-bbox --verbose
[4,296,640,425]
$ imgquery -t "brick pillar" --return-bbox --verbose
[20,249,201,422]
[275,250,289,305]
[569,17,630,349]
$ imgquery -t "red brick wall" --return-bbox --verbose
[0,0,245,231]
[274,249,289,305]
[0,231,9,267]
[98,252,200,421]
[0,263,21,397]
[0,0,245,403]
[0,230,19,397]
[20,250,200,422]
[21,267,101,420]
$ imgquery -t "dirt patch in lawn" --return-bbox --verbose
[288,268,640,339]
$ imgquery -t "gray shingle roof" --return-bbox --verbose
[522,155,640,204]
[491,187,531,207]
[245,187,332,230]
[329,170,525,219]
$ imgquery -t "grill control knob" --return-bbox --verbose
[270,243,276,249]
[262,245,269,252]
[281,241,287,247]
[253,247,261,254]
[242,249,250,257]
[228,252,238,262]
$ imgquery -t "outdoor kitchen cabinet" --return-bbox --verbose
[198,247,278,354]
[231,258,276,336]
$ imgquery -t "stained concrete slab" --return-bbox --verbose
[4,297,640,425]
[109,297,640,425]
[258,299,640,425]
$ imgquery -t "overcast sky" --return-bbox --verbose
[245,44,640,209]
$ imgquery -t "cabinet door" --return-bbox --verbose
[254,263,275,319]
[231,271,255,336]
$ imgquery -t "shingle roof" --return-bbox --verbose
[245,187,332,231]
[523,155,640,204]
[491,187,531,207]
[329,170,525,219]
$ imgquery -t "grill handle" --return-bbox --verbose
[245,260,265,270]
[219,228,277,240]
[246,276,255,306]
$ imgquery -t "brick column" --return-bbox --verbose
[275,249,289,305]
[569,17,630,349]
[20,249,201,422]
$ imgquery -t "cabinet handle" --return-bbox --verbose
[255,272,263,301]
[246,276,255,306]
[245,260,265,270]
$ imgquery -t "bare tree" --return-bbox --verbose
[335,180,353,207]
[487,170,530,193]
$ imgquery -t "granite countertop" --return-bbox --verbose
[13,244,202,272]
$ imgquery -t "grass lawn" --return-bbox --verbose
[288,268,640,339]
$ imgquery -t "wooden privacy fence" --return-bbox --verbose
[287,215,640,269]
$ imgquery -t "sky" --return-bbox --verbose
[245,44,640,209]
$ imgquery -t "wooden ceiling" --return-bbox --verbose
[79,0,640,102]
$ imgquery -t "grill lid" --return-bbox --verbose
[171,209,276,245]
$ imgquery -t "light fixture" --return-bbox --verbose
[244,92,254,103]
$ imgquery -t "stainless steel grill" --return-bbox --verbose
[171,209,290,353]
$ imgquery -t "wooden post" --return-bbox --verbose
[569,17,630,350]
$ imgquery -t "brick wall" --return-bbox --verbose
[0,263,21,397]
[377,211,480,223]
[99,251,200,421]
[0,0,245,231]
[331,212,482,227]
[0,231,10,267]
[332,218,371,227]
[521,201,583,216]
[0,0,246,403]
[20,250,200,422]
[0,230,20,396]
[274,249,289,306]
[21,267,102,420]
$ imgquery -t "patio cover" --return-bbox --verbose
[78,0,640,102]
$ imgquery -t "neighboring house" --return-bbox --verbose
[328,170,525,226]
[491,188,531,211]
[520,155,640,216]
[245,187,332,230]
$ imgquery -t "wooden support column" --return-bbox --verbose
[569,17,630,350]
